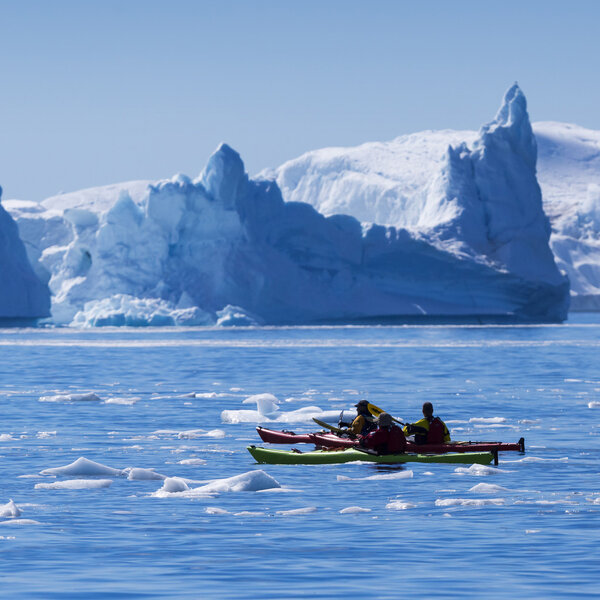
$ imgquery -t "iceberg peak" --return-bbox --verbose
[198,143,248,209]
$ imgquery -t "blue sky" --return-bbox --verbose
[1,0,599,201]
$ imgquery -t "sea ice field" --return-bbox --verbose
[1,316,599,599]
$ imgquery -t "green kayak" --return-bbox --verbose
[247,445,496,465]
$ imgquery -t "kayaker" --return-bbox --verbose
[403,402,450,444]
[348,400,377,436]
[360,412,406,454]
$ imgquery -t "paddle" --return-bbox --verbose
[312,417,354,437]
[366,402,406,426]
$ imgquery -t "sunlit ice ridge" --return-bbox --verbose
[2,84,573,327]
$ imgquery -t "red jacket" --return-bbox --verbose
[362,424,406,454]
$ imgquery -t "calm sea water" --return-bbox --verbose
[1,316,599,599]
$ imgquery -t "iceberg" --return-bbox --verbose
[266,92,600,312]
[0,187,50,321]
[3,86,570,324]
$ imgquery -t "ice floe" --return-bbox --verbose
[177,429,226,439]
[0,434,15,442]
[153,470,281,498]
[276,507,317,516]
[39,392,101,403]
[124,468,166,481]
[337,470,413,482]
[0,500,22,518]
[386,500,417,510]
[35,479,113,490]
[177,458,207,465]
[221,393,340,424]
[503,456,568,463]
[0,519,41,526]
[40,457,124,477]
[435,498,505,507]
[454,464,510,476]
[468,483,510,494]
[588,401,600,408]
[205,507,229,515]
[104,397,140,405]
[340,506,372,514]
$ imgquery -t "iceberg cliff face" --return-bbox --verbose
[0,187,51,320]
[265,96,600,311]
[5,125,568,325]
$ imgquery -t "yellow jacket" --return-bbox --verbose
[403,417,451,443]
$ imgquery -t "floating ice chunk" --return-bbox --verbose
[337,470,413,482]
[454,464,509,476]
[71,294,214,327]
[40,457,124,477]
[588,401,600,408]
[469,483,510,494]
[469,417,506,424]
[386,500,417,510]
[526,529,541,534]
[124,468,166,481]
[104,397,140,405]
[0,500,21,518]
[0,519,41,526]
[159,477,190,493]
[177,429,226,439]
[340,506,372,514]
[177,458,207,465]
[193,470,280,493]
[276,507,317,516]
[37,431,57,438]
[0,434,14,442]
[233,511,265,517]
[35,479,113,490]
[587,497,600,505]
[205,507,230,515]
[216,305,261,327]
[39,393,101,403]
[221,393,340,424]
[435,498,505,507]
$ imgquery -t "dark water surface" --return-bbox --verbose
[0,316,599,598]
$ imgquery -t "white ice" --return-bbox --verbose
[339,506,372,514]
[386,500,417,510]
[275,507,317,516]
[124,468,166,481]
[337,470,413,482]
[468,483,510,494]
[153,470,281,498]
[454,464,510,476]
[40,457,124,477]
[435,498,505,507]
[221,393,341,424]
[35,479,113,490]
[39,393,101,403]
[0,500,22,518]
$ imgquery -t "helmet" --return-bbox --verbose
[378,412,393,427]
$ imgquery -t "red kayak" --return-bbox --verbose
[257,426,524,454]
[309,432,525,453]
[256,426,317,444]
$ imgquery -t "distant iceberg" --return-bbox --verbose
[4,86,570,325]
